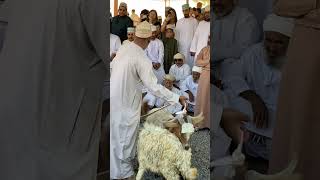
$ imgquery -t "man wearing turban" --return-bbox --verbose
[222,13,294,160]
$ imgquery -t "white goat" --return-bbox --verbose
[136,108,203,180]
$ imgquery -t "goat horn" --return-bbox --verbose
[164,121,179,128]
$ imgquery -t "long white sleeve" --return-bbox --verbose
[190,25,199,53]
[175,20,182,43]
[180,78,188,92]
[115,36,121,53]
[158,40,164,64]
[137,54,180,104]
[222,49,253,98]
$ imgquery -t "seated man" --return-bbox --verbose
[169,53,191,88]
[179,66,201,113]
[222,14,294,160]
[143,74,186,114]
[122,27,135,45]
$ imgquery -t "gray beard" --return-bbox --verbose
[268,56,287,70]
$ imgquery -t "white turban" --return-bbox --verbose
[173,53,185,60]
[163,74,176,81]
[135,21,152,38]
[182,4,190,11]
[127,27,135,33]
[192,66,202,73]
[263,13,294,37]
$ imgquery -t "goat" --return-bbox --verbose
[136,108,203,180]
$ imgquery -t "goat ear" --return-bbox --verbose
[190,112,204,125]
[164,121,179,128]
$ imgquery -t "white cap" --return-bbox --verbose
[135,21,152,38]
[192,66,202,73]
[163,74,176,81]
[173,53,185,60]
[151,25,157,32]
[182,4,190,10]
[263,13,294,37]
[127,27,135,33]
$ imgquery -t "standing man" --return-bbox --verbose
[269,0,320,179]
[176,4,198,68]
[212,0,260,63]
[197,2,203,9]
[130,9,140,27]
[0,0,107,179]
[146,25,165,84]
[111,2,133,42]
[190,5,210,63]
[110,21,187,180]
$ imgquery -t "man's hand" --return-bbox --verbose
[221,108,249,144]
[152,63,160,70]
[251,96,268,129]
[179,96,188,108]
[155,63,161,70]
[190,52,196,56]
[187,91,194,102]
[239,90,269,129]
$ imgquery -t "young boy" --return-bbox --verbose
[146,25,165,84]
[162,24,178,73]
[169,52,191,88]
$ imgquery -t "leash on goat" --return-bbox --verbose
[141,101,187,119]
[140,103,172,119]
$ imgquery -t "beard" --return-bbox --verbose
[267,56,287,70]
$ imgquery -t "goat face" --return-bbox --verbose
[143,108,204,149]
[164,112,204,150]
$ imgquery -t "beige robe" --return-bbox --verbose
[269,1,320,179]
[195,46,210,129]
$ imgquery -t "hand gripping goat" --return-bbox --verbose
[137,107,203,180]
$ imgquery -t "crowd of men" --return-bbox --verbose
[211,0,298,179]
[109,2,210,179]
